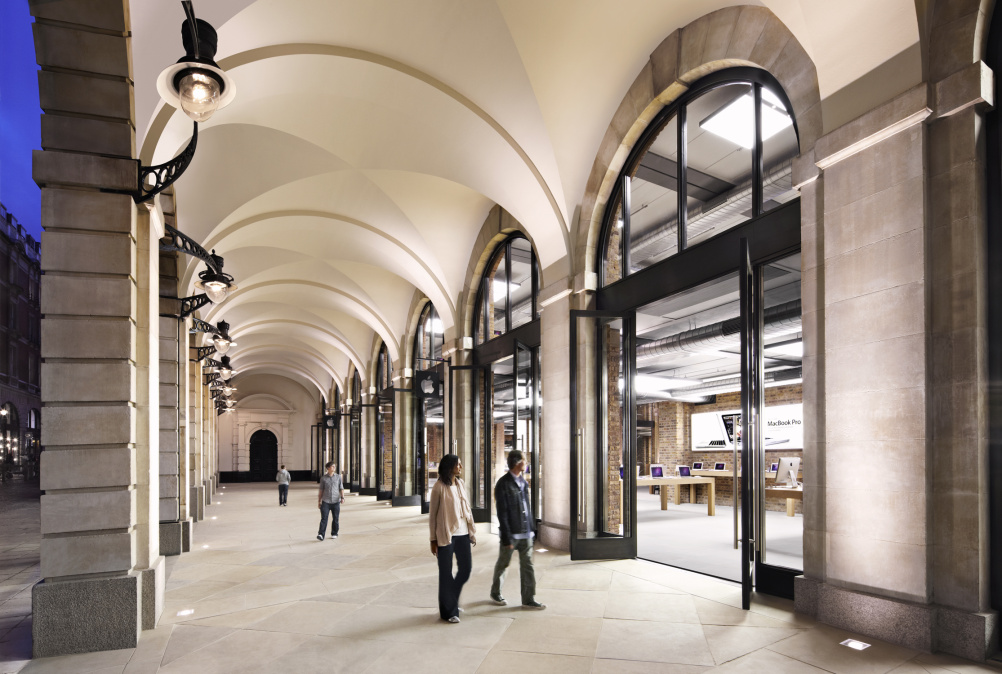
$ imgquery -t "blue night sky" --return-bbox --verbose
[0,0,41,240]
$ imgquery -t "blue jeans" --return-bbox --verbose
[318,501,340,537]
[278,483,289,505]
[437,534,472,620]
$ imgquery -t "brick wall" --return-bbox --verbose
[641,383,802,513]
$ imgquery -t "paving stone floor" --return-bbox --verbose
[2,481,1001,673]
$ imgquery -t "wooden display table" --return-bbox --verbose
[764,484,802,516]
[637,476,716,516]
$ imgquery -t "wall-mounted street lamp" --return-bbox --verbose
[161,225,238,319]
[189,318,237,361]
[134,1,235,203]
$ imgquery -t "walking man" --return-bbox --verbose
[317,461,344,541]
[490,449,545,610]
[276,464,291,506]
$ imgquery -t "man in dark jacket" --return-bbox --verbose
[490,449,545,610]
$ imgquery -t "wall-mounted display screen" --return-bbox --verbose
[691,404,803,451]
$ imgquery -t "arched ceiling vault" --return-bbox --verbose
[134,0,920,384]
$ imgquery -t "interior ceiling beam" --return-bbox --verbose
[635,151,734,203]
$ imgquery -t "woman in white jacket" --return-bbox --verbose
[429,453,477,623]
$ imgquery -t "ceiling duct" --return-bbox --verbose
[630,159,794,269]
[664,366,802,398]
[637,299,801,361]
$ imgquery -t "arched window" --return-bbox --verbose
[600,68,799,286]
[351,371,361,404]
[474,234,539,345]
[414,302,442,364]
[376,344,391,392]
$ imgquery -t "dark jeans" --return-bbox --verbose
[318,501,340,537]
[437,534,472,620]
[278,483,289,505]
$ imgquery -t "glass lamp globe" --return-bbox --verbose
[178,71,221,122]
[218,366,233,381]
[222,385,236,396]
[200,280,229,303]
[212,335,232,354]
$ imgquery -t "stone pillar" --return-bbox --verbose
[134,203,166,631]
[30,0,164,656]
[202,376,211,504]
[393,371,418,504]
[188,344,204,520]
[794,77,998,659]
[157,246,190,555]
[538,283,575,550]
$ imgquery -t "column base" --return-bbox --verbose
[539,521,570,552]
[139,556,165,630]
[190,486,204,521]
[159,519,192,556]
[795,577,999,661]
[32,574,140,657]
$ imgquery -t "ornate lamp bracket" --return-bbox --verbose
[133,124,198,204]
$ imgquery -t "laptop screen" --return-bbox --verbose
[651,466,664,478]
[677,466,691,477]
[692,462,703,470]
[714,462,725,470]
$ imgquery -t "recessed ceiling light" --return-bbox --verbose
[700,88,792,149]
[840,639,870,651]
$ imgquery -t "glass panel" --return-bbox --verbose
[603,194,625,286]
[510,238,534,329]
[491,355,514,532]
[761,86,799,214]
[760,252,803,570]
[490,250,507,339]
[686,83,754,247]
[574,314,630,540]
[378,398,393,494]
[474,368,489,510]
[629,115,678,272]
[634,272,743,581]
[420,370,446,502]
[535,347,543,522]
[515,346,533,517]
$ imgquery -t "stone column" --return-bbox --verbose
[188,344,204,520]
[202,376,211,504]
[157,245,190,555]
[794,76,998,659]
[393,370,417,504]
[361,389,376,494]
[30,0,164,656]
[538,281,576,550]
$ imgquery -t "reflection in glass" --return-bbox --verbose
[687,83,753,247]
[510,237,535,329]
[628,115,678,272]
[761,87,799,214]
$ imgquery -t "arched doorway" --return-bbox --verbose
[249,430,278,481]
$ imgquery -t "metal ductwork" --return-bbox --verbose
[663,366,802,398]
[637,299,801,361]
[629,159,794,269]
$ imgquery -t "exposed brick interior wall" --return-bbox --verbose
[640,384,802,513]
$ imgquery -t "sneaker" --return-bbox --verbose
[447,616,460,623]
[490,594,507,606]
[457,607,465,613]
[317,535,324,541]
[522,601,546,610]
[332,535,338,539]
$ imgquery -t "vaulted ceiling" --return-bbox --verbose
[132,0,921,397]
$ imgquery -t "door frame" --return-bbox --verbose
[569,308,637,561]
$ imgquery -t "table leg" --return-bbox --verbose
[708,481,715,516]
[660,486,668,510]
[673,485,681,506]
[786,498,795,517]
[689,484,695,504]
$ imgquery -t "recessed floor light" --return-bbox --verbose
[211,516,217,520]
[202,545,210,549]
[536,548,548,553]
[177,609,194,617]
[840,639,871,650]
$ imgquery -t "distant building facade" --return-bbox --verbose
[0,202,41,481]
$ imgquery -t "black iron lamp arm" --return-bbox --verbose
[179,294,212,319]
[134,124,198,204]
[192,345,216,362]
[189,317,221,336]
[161,222,221,274]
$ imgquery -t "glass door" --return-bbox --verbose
[570,310,636,560]
[376,394,394,500]
[515,342,540,526]
[415,362,445,511]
